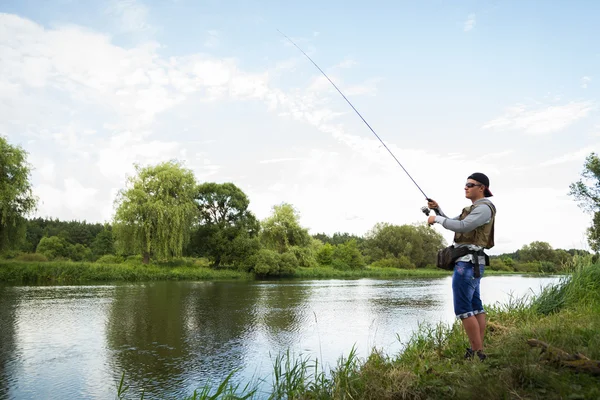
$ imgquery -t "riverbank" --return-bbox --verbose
[0,260,524,284]
[164,255,598,400]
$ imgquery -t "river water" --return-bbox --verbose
[0,275,561,399]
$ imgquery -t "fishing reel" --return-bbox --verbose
[421,199,441,217]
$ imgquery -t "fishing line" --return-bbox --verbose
[277,29,432,201]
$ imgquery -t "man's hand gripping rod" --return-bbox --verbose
[278,30,440,217]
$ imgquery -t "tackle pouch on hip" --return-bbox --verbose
[436,246,472,271]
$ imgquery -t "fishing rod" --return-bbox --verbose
[277,30,440,216]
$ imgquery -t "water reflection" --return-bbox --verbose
[0,286,17,399]
[0,275,560,399]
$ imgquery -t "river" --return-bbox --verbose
[0,275,561,399]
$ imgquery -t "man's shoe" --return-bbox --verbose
[476,350,487,361]
[464,348,475,359]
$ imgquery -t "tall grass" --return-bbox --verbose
[0,261,252,284]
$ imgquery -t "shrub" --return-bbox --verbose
[513,262,541,273]
[370,256,415,269]
[332,240,365,270]
[490,258,512,272]
[96,255,124,264]
[16,253,48,262]
[316,243,334,266]
[280,251,299,274]
[290,246,318,268]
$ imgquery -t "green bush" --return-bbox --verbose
[490,258,512,271]
[251,249,282,276]
[280,251,299,274]
[513,261,542,273]
[123,255,143,265]
[370,255,415,269]
[96,255,124,264]
[289,245,318,268]
[316,243,334,266]
[1,250,22,259]
[16,253,48,262]
[332,240,365,270]
[193,257,211,268]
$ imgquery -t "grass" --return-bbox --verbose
[0,260,523,284]
[0,260,252,284]
[113,254,598,400]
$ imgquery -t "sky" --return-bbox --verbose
[1,0,599,255]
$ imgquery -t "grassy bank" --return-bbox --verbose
[0,260,252,284]
[0,260,523,284]
[142,255,597,400]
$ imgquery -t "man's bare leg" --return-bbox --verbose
[475,313,486,348]
[461,316,482,351]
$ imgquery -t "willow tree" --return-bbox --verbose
[0,136,38,252]
[113,161,198,264]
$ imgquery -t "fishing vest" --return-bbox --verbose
[453,200,496,249]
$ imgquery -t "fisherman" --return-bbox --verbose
[426,172,496,361]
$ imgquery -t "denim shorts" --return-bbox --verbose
[452,261,485,319]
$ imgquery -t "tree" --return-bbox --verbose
[569,152,600,252]
[91,227,115,258]
[260,203,311,253]
[364,223,424,266]
[413,223,447,267]
[0,136,37,251]
[191,182,260,267]
[113,161,198,264]
[36,236,69,260]
[518,241,557,263]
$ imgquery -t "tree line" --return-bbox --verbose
[1,136,599,276]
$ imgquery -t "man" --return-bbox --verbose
[426,172,496,361]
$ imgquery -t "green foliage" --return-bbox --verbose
[260,203,311,253]
[96,254,124,264]
[331,239,365,270]
[370,255,415,269]
[191,182,260,267]
[513,261,543,273]
[113,161,199,263]
[312,232,365,247]
[569,152,600,251]
[588,212,600,253]
[0,260,251,284]
[90,227,115,258]
[363,222,444,268]
[195,182,258,231]
[316,243,334,266]
[0,136,38,252]
[532,255,600,314]
[244,248,297,276]
[15,253,48,262]
[518,241,557,263]
[36,236,71,260]
[289,245,318,268]
[489,258,511,271]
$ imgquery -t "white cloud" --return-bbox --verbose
[259,158,305,164]
[581,76,591,89]
[482,101,595,134]
[464,13,476,32]
[539,145,599,166]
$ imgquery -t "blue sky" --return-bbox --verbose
[1,0,599,254]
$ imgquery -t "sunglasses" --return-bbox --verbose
[465,182,482,188]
